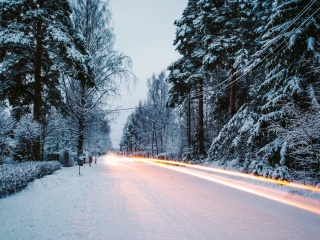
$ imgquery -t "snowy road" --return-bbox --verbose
[0,155,320,240]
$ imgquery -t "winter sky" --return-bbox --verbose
[109,0,187,148]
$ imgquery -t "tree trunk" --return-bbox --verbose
[77,80,87,157]
[246,76,250,110]
[155,127,158,155]
[187,93,191,158]
[160,130,163,153]
[34,0,43,122]
[33,0,43,160]
[198,79,205,156]
[230,67,236,118]
[77,114,85,157]
[152,122,155,157]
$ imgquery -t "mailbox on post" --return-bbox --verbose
[78,159,84,175]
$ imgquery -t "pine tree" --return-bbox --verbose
[207,0,320,181]
[204,0,262,169]
[0,0,93,121]
[121,113,139,155]
[167,0,206,158]
[0,0,93,159]
[200,0,256,119]
[251,0,320,176]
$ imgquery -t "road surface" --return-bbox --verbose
[0,155,319,240]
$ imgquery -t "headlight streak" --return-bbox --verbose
[144,159,320,193]
[102,154,134,166]
[135,158,320,215]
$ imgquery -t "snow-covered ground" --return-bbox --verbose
[0,154,319,240]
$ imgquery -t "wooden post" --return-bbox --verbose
[78,159,83,175]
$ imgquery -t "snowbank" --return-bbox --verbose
[0,161,61,197]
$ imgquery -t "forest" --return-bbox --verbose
[0,0,319,184]
[120,0,320,184]
[0,0,133,164]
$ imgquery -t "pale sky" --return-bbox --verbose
[109,0,187,148]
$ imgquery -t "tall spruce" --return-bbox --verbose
[206,0,320,182]
[251,0,320,178]
[199,0,256,120]
[0,0,93,159]
[167,0,206,158]
[0,0,93,120]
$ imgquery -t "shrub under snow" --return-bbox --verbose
[0,161,61,197]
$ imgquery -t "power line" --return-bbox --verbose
[259,0,317,55]
[110,1,319,114]
[108,107,136,112]
[221,5,320,92]
[107,103,161,113]
[187,3,320,100]
[217,0,318,90]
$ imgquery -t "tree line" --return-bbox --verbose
[120,71,183,158]
[121,0,319,183]
[0,0,132,163]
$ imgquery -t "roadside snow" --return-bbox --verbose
[0,160,105,240]
[0,155,319,240]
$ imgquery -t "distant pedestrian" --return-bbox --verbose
[94,155,97,164]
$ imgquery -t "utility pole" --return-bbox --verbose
[152,122,155,157]
[187,93,191,150]
[198,79,205,156]
[155,125,158,156]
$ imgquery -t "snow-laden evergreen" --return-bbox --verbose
[0,103,15,164]
[167,0,320,183]
[0,0,133,162]
[0,0,93,116]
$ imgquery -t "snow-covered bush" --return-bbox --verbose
[247,160,291,180]
[0,104,15,165]
[156,153,168,160]
[13,116,40,161]
[165,152,180,161]
[0,161,61,197]
[207,106,260,167]
[271,165,290,180]
[267,105,320,184]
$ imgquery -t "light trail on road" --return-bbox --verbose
[139,158,320,192]
[2,154,320,240]
[134,157,320,215]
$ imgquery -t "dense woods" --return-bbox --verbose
[121,0,320,184]
[0,0,319,184]
[0,0,132,164]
